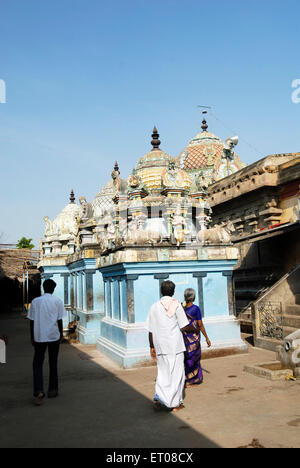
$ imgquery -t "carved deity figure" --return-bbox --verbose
[111,163,127,195]
[44,216,53,237]
[114,216,128,247]
[105,212,116,242]
[98,232,109,252]
[111,166,121,190]
[194,173,209,194]
[44,217,61,237]
[79,196,93,220]
[162,161,186,189]
[128,169,143,191]
[118,216,128,236]
[72,216,81,237]
[171,205,187,246]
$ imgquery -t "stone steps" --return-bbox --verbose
[239,307,252,319]
[282,314,300,329]
[285,304,300,316]
[238,308,253,333]
[235,277,279,285]
[234,268,283,314]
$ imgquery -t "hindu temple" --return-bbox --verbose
[38,118,251,367]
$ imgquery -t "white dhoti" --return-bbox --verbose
[154,352,185,409]
[0,339,6,364]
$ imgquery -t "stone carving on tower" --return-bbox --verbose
[170,204,188,246]
[161,161,192,196]
[78,196,94,222]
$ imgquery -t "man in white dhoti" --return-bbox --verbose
[146,281,200,412]
[0,336,7,364]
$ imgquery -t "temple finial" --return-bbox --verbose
[70,189,75,204]
[151,126,161,151]
[201,111,208,132]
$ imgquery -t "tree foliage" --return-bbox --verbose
[16,237,35,250]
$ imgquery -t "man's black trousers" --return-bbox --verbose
[33,340,60,397]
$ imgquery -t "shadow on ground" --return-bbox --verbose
[0,312,218,448]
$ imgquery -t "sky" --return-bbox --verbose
[0,0,299,247]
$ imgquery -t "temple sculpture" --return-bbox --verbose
[39,121,248,367]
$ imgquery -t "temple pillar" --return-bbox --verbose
[126,274,138,323]
[67,259,102,345]
[39,266,71,330]
[154,273,169,298]
[97,267,151,367]
[119,277,128,322]
[104,278,112,318]
[77,268,102,344]
[192,272,207,317]
[70,273,75,309]
[111,277,121,321]
[78,272,83,310]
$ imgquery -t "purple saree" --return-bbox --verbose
[183,305,203,385]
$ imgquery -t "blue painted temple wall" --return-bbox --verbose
[40,259,247,368]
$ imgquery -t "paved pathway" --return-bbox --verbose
[1,312,300,448]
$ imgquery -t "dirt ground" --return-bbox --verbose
[0,311,300,448]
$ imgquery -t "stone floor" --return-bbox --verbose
[1,311,300,448]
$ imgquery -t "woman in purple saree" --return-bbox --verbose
[183,289,211,387]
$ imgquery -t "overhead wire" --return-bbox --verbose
[210,112,265,159]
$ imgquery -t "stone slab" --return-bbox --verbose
[244,361,293,380]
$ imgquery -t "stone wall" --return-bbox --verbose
[205,154,300,320]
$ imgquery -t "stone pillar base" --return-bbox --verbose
[77,310,102,345]
[97,318,150,368]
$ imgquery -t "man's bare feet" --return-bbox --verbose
[153,401,163,411]
[172,403,185,412]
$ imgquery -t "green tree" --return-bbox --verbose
[16,237,35,250]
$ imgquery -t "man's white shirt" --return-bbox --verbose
[146,298,189,356]
[27,294,67,343]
